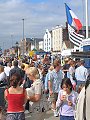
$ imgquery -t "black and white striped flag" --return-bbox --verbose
[65,4,84,47]
[68,24,84,47]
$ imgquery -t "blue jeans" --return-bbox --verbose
[60,115,75,120]
[6,112,25,120]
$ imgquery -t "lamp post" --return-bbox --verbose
[11,34,13,47]
[22,19,24,57]
[16,42,19,58]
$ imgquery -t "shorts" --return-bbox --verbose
[6,112,25,120]
[49,93,58,102]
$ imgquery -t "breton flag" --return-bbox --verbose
[65,3,84,47]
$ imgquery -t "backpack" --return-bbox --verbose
[75,74,90,120]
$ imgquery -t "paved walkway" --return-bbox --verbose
[25,110,60,120]
[0,110,60,120]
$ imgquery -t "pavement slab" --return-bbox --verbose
[0,110,60,120]
[25,110,60,120]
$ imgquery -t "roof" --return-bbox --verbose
[25,38,33,43]
[32,48,37,51]
[64,40,74,48]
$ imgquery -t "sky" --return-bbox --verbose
[0,0,90,50]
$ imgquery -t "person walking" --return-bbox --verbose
[9,60,23,79]
[4,73,27,120]
[68,60,76,90]
[4,62,11,79]
[56,78,78,120]
[26,67,47,120]
[0,65,7,111]
[48,59,64,117]
[75,60,88,91]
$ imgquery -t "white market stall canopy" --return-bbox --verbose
[61,49,72,56]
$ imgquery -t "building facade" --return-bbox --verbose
[43,29,52,52]
[43,26,69,54]
[20,38,43,55]
[20,38,32,55]
[32,38,43,50]
[39,41,43,50]
[52,25,68,52]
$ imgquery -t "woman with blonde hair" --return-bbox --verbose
[26,67,46,120]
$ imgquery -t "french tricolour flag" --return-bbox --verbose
[65,3,84,47]
[65,3,82,31]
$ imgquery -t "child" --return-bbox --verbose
[56,78,78,120]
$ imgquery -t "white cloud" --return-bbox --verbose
[0,0,89,50]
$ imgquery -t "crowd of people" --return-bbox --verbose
[0,55,89,120]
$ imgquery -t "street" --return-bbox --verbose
[0,110,59,120]
[25,110,59,120]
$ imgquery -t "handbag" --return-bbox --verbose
[23,79,33,88]
[23,74,33,88]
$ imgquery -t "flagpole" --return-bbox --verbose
[86,0,88,39]
[22,18,25,57]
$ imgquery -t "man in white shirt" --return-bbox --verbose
[4,62,11,77]
[75,60,88,91]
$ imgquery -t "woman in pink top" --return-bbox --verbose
[4,73,27,120]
